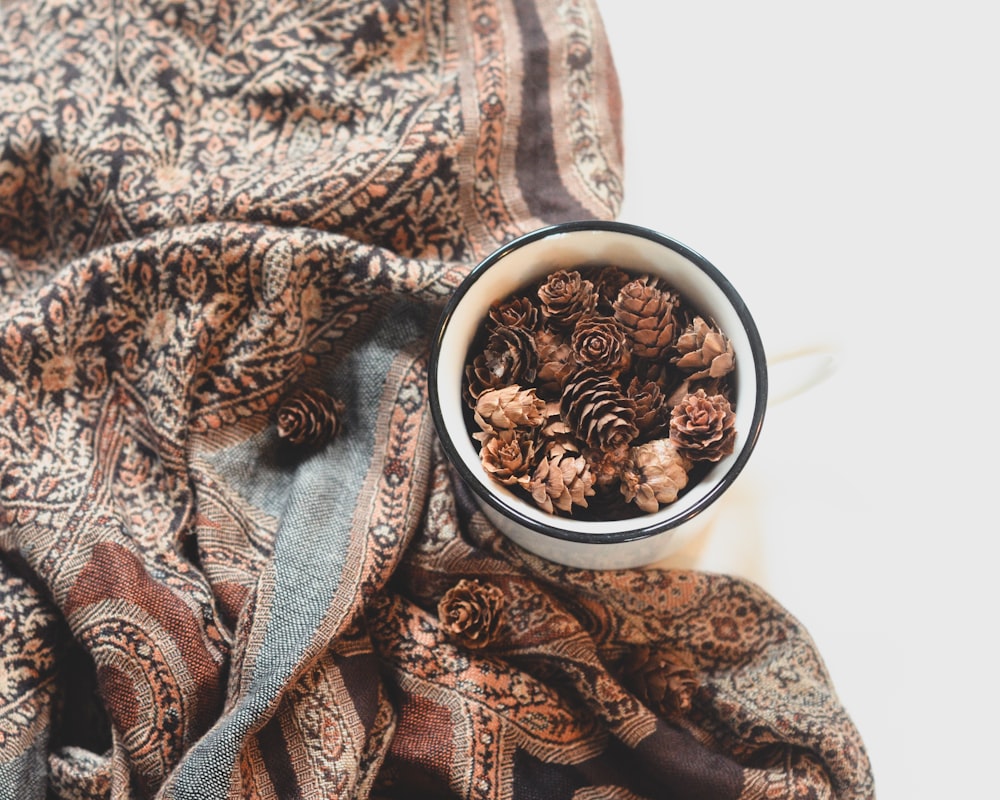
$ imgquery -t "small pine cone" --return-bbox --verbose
[488,296,539,331]
[479,429,537,488]
[592,265,633,310]
[613,278,680,359]
[571,316,631,375]
[673,316,735,380]
[626,377,670,440]
[438,578,505,650]
[584,443,633,489]
[539,402,581,458]
[464,325,537,404]
[561,370,638,451]
[276,387,345,447]
[473,385,546,433]
[528,452,596,514]
[620,438,691,513]
[537,269,597,328]
[534,327,576,397]
[669,389,737,462]
[622,645,699,715]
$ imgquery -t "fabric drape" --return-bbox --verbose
[0,1,873,797]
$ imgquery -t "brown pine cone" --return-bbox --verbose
[626,377,670,440]
[275,387,345,447]
[537,269,597,328]
[613,277,680,359]
[592,265,633,310]
[473,385,546,432]
[438,578,505,650]
[479,429,537,487]
[620,438,691,513]
[669,389,736,462]
[583,443,633,489]
[560,370,638,450]
[673,316,735,380]
[538,402,581,458]
[533,327,576,398]
[488,296,539,331]
[464,325,537,404]
[570,316,631,375]
[528,452,596,514]
[621,645,698,714]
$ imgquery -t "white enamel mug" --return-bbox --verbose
[429,220,774,569]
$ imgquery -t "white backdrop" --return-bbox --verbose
[593,1,997,797]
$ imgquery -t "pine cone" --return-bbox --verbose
[673,316,735,380]
[613,278,680,359]
[620,438,691,513]
[528,452,596,514]
[479,429,537,487]
[622,645,698,714]
[584,443,632,489]
[488,296,539,331]
[473,385,546,432]
[438,578,505,650]
[275,387,345,446]
[561,370,638,450]
[570,316,631,375]
[669,389,736,462]
[532,327,576,399]
[538,401,581,458]
[592,265,633,310]
[464,325,537,404]
[537,269,597,328]
[626,377,670,440]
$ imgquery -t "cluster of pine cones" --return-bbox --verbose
[463,265,738,519]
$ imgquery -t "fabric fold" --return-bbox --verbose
[0,0,872,798]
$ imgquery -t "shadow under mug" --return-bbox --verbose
[429,220,821,570]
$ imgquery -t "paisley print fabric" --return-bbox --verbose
[0,0,873,798]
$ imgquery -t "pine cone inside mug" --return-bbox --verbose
[673,316,735,380]
[612,277,679,359]
[537,269,597,328]
[560,370,638,451]
[669,388,736,462]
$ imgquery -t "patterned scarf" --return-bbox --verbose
[0,0,873,797]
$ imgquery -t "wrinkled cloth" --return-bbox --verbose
[0,1,874,798]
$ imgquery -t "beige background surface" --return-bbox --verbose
[594,1,997,796]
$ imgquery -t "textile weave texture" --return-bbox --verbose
[0,0,874,798]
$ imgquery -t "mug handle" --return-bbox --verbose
[767,341,838,407]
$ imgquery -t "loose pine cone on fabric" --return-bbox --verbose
[275,387,345,447]
[669,389,737,462]
[621,645,699,715]
[437,579,505,650]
